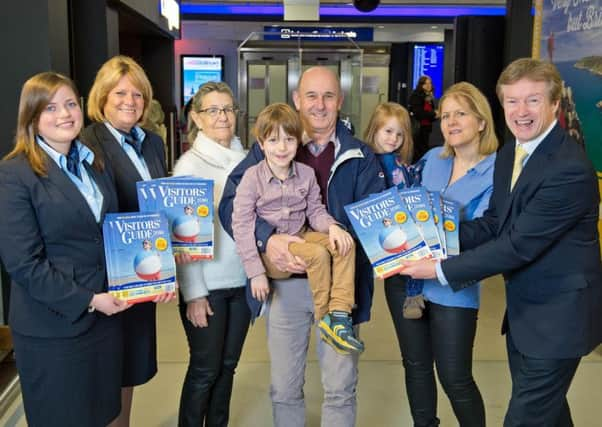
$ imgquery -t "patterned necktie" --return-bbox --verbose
[118,128,143,156]
[510,144,528,190]
[66,143,80,178]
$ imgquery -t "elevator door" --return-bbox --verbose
[238,44,363,146]
[246,60,289,144]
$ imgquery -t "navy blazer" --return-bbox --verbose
[81,122,167,212]
[442,124,602,358]
[0,152,119,338]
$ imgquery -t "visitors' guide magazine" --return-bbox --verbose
[103,212,176,303]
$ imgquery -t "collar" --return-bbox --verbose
[191,131,245,170]
[104,122,146,145]
[258,159,297,183]
[470,151,496,175]
[514,120,557,156]
[302,130,340,157]
[37,137,94,168]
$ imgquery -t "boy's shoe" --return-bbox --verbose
[318,311,365,354]
[319,330,352,355]
[403,294,425,319]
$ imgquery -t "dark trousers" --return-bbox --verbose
[413,125,433,161]
[385,275,485,427]
[504,330,580,427]
[178,287,251,427]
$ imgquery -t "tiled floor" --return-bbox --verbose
[2,275,601,426]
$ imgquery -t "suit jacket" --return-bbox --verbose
[0,153,119,338]
[442,124,602,358]
[81,122,167,212]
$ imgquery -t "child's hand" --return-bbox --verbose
[251,274,270,302]
[328,224,354,256]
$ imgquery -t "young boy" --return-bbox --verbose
[232,103,363,354]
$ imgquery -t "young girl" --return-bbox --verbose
[364,102,425,319]
[232,102,363,354]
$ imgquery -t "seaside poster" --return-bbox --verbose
[533,0,602,236]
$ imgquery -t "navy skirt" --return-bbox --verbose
[121,301,158,386]
[12,314,122,427]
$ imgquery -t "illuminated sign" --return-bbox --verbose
[412,44,444,99]
[160,0,180,30]
[264,26,373,41]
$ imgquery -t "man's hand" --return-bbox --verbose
[90,293,130,316]
[328,224,354,256]
[266,234,307,273]
[250,274,270,302]
[400,258,438,280]
[186,297,214,328]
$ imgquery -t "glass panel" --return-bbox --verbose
[359,66,390,138]
[267,64,287,105]
[247,63,267,144]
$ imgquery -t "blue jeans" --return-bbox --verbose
[267,277,359,427]
[406,278,424,297]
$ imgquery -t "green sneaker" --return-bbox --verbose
[318,311,365,354]
[319,330,352,355]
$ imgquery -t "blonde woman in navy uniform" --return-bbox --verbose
[0,72,128,426]
[81,55,174,427]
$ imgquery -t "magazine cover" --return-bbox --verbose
[441,198,460,257]
[398,187,444,259]
[137,177,214,259]
[103,212,176,304]
[428,191,447,258]
[344,187,432,279]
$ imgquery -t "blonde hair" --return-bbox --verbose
[87,55,153,124]
[438,82,499,158]
[253,103,302,144]
[363,102,413,164]
[496,57,562,104]
[187,81,235,142]
[141,99,167,141]
[4,72,101,175]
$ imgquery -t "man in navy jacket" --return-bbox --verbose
[219,66,384,427]
[403,58,602,426]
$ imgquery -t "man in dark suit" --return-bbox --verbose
[403,58,602,426]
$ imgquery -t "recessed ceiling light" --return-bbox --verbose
[377,25,385,29]
[431,25,438,29]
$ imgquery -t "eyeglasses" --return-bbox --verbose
[198,106,239,117]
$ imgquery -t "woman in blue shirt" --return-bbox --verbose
[385,82,498,427]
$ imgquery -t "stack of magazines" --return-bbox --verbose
[344,187,460,279]
[102,177,214,304]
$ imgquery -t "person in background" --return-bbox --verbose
[141,99,168,143]
[409,75,437,161]
[0,72,128,426]
[173,81,250,427]
[81,55,174,427]
[402,58,602,427]
[363,101,426,319]
[220,66,385,427]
